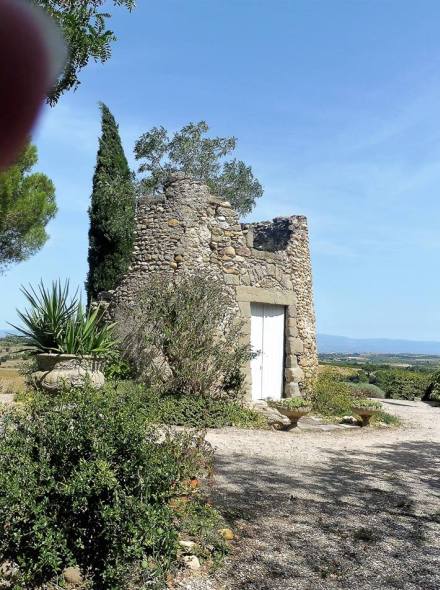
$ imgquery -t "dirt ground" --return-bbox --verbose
[180,400,440,590]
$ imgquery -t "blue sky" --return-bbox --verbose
[2,0,440,340]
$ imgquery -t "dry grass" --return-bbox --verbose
[0,367,26,393]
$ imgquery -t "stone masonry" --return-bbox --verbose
[108,172,318,397]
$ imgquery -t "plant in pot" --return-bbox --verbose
[268,397,312,429]
[351,398,382,427]
[12,281,116,393]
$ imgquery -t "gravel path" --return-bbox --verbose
[180,400,440,590]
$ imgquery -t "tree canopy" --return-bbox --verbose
[134,121,263,216]
[86,103,135,303]
[0,144,56,272]
[35,1,135,104]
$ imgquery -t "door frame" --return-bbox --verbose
[250,302,286,401]
[235,286,301,401]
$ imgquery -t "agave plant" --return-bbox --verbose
[12,280,116,356]
[60,305,116,355]
[11,280,78,353]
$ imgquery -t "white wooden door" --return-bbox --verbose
[250,303,285,400]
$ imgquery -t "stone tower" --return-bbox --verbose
[108,173,318,397]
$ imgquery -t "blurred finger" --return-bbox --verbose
[0,0,65,170]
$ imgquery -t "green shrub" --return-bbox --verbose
[346,382,385,398]
[423,370,440,402]
[371,411,401,426]
[175,501,229,566]
[0,386,217,589]
[351,398,382,410]
[117,382,267,429]
[310,370,355,416]
[345,369,369,383]
[103,350,135,381]
[115,273,253,400]
[374,368,429,400]
[268,397,311,410]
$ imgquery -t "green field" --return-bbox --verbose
[319,352,440,370]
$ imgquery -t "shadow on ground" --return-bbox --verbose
[208,440,440,590]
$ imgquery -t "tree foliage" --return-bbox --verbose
[86,103,135,303]
[0,144,56,272]
[115,273,254,399]
[134,121,263,215]
[34,1,136,104]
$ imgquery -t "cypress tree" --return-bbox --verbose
[86,103,135,304]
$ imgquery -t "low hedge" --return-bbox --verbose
[117,382,267,429]
[372,368,429,400]
[0,386,224,589]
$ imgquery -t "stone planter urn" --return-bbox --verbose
[272,403,312,429]
[32,354,105,393]
[351,406,379,427]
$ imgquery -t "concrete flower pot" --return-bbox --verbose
[351,406,379,427]
[32,353,105,393]
[272,404,311,429]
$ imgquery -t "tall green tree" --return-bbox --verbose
[86,103,135,303]
[0,144,56,273]
[34,1,136,104]
[134,121,263,216]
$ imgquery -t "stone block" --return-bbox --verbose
[241,320,251,335]
[286,304,297,318]
[236,246,251,257]
[222,246,236,257]
[287,322,298,337]
[238,301,251,316]
[167,218,180,227]
[285,355,298,368]
[224,273,239,285]
[285,366,304,383]
[286,337,304,354]
[284,382,301,398]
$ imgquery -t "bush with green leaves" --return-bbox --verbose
[346,382,386,399]
[309,369,357,417]
[346,369,370,383]
[268,397,311,410]
[115,273,253,401]
[423,370,440,402]
[373,368,429,400]
[117,382,266,429]
[12,280,116,356]
[0,385,218,589]
[103,350,135,381]
[351,398,382,410]
[311,370,400,426]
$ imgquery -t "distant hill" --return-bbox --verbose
[0,329,17,339]
[318,334,440,355]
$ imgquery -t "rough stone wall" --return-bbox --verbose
[109,172,318,395]
[245,216,318,391]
